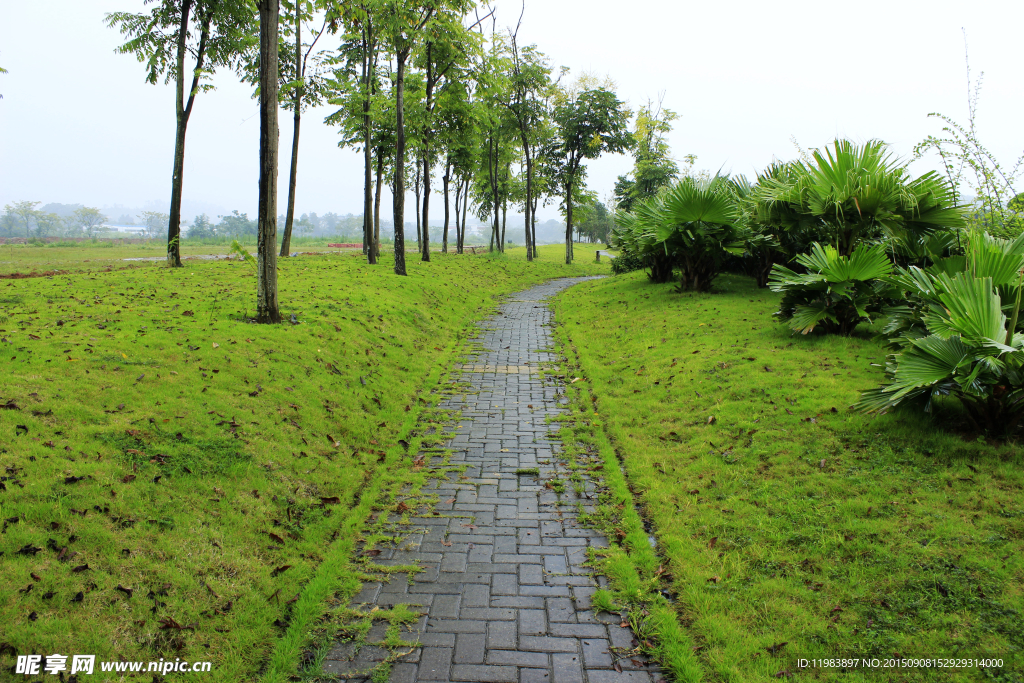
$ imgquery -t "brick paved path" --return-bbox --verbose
[325,277,658,683]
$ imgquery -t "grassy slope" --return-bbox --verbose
[554,271,1023,682]
[0,245,608,680]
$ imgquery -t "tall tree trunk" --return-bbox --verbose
[461,176,469,253]
[420,43,433,262]
[167,0,208,268]
[531,194,539,259]
[279,6,301,258]
[454,173,462,254]
[414,160,422,251]
[374,146,383,257]
[442,156,451,253]
[500,199,506,251]
[523,148,532,261]
[360,27,372,260]
[564,174,574,265]
[256,0,281,323]
[392,51,408,276]
[488,134,499,252]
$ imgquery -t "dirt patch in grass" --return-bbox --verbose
[554,271,1024,682]
[0,270,69,279]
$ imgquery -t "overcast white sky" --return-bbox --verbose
[1,0,1022,222]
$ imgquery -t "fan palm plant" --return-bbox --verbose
[613,175,743,289]
[657,175,743,291]
[769,242,893,335]
[756,139,966,256]
[857,231,1024,434]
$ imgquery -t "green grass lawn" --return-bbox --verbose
[554,271,1023,682]
[0,245,608,681]
[0,238,367,276]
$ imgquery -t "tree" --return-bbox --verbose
[551,78,632,264]
[4,201,40,238]
[139,211,170,238]
[72,207,108,237]
[614,98,680,212]
[505,24,552,260]
[256,0,282,323]
[188,213,217,238]
[338,0,384,264]
[107,0,254,267]
[242,0,336,257]
[413,9,481,262]
[379,0,473,275]
[381,1,435,275]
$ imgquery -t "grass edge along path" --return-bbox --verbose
[551,272,1024,682]
[259,329,460,683]
[550,306,704,683]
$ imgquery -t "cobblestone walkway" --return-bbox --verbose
[324,277,658,683]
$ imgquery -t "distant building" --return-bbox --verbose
[104,225,147,235]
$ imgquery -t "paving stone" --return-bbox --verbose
[322,278,658,682]
[586,671,654,683]
[454,633,485,664]
[551,653,584,683]
[449,664,518,682]
[581,638,613,668]
[415,647,452,680]
[518,636,580,653]
[520,669,552,683]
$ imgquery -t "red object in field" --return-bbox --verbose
[327,243,363,248]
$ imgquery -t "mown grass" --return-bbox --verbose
[554,271,1023,682]
[0,244,608,681]
[0,237,525,275]
[0,238,361,276]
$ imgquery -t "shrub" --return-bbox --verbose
[857,231,1024,434]
[610,246,647,275]
[769,242,892,335]
[613,176,743,291]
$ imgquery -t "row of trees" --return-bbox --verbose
[107,0,638,283]
[0,201,170,238]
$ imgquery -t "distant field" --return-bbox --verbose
[0,238,554,275]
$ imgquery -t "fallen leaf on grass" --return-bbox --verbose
[158,616,183,630]
[270,565,291,577]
